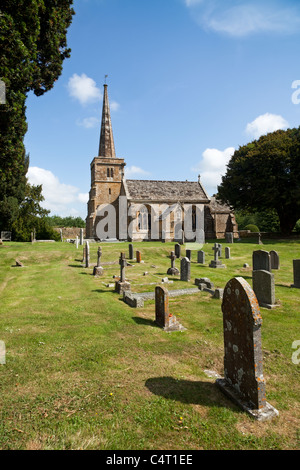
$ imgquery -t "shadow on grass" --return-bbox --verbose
[132,317,160,328]
[145,376,236,409]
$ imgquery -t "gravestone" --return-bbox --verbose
[253,270,277,309]
[80,228,84,246]
[129,243,134,260]
[216,276,279,421]
[225,232,234,244]
[291,259,300,288]
[225,247,231,259]
[155,286,185,332]
[175,243,181,259]
[115,252,131,294]
[257,232,263,245]
[167,251,179,275]
[270,250,280,270]
[85,241,90,268]
[217,243,222,257]
[76,236,79,249]
[136,251,142,263]
[180,257,191,281]
[1,231,11,241]
[186,249,191,261]
[93,246,103,276]
[252,250,271,272]
[197,250,205,264]
[209,243,226,268]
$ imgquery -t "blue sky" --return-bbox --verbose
[25,0,300,218]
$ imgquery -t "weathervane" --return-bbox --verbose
[104,74,108,85]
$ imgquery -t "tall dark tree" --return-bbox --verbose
[217,127,300,235]
[0,1,74,231]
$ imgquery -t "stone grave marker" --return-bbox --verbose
[80,228,84,246]
[225,247,231,259]
[270,250,280,270]
[186,249,191,260]
[209,243,226,268]
[129,243,134,260]
[167,251,179,275]
[197,250,205,264]
[85,241,90,268]
[252,250,271,272]
[180,257,191,281]
[115,253,131,294]
[136,251,142,263]
[225,232,234,243]
[216,276,279,421]
[175,243,181,259]
[93,246,103,276]
[1,232,11,241]
[155,286,186,332]
[291,259,300,288]
[76,236,79,249]
[253,270,277,309]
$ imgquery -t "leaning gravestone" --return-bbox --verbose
[253,270,277,309]
[216,277,279,421]
[197,250,205,264]
[291,259,300,289]
[252,250,271,272]
[155,286,185,332]
[180,257,191,281]
[270,250,280,270]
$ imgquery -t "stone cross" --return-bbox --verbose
[93,246,104,276]
[180,257,190,281]
[119,252,126,282]
[167,251,179,275]
[252,250,271,272]
[253,270,277,309]
[216,276,279,421]
[115,253,131,294]
[212,243,219,261]
[97,246,102,267]
[291,259,300,288]
[209,244,226,268]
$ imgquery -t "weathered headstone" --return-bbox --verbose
[85,241,90,268]
[257,232,263,245]
[180,257,190,281]
[225,247,231,259]
[186,249,191,261]
[217,243,222,258]
[93,246,103,276]
[59,229,63,242]
[129,243,134,259]
[225,232,234,244]
[209,243,226,268]
[216,277,279,421]
[167,251,179,275]
[115,253,131,294]
[136,251,142,263]
[270,250,280,270]
[197,250,205,264]
[155,286,185,332]
[291,259,300,289]
[175,243,181,259]
[76,236,79,249]
[253,270,277,309]
[252,250,271,272]
[80,228,84,246]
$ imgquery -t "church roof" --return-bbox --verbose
[125,179,210,203]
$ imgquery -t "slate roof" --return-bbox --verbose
[125,179,210,202]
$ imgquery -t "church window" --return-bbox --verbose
[109,188,111,195]
[111,168,114,177]
[107,168,110,177]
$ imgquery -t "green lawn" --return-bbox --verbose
[0,239,299,450]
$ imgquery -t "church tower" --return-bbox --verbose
[86,83,126,239]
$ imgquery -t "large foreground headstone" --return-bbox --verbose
[291,259,300,288]
[252,250,271,272]
[216,277,279,421]
[253,270,277,309]
[155,286,186,332]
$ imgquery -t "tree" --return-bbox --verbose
[0,1,74,232]
[217,128,300,235]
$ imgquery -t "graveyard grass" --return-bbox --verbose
[0,239,299,450]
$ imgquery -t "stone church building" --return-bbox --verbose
[86,84,238,241]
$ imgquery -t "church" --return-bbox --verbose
[86,84,238,242]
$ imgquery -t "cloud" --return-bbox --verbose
[245,113,289,139]
[77,116,100,129]
[27,167,88,217]
[185,0,300,37]
[67,73,101,105]
[192,147,235,195]
[125,165,151,178]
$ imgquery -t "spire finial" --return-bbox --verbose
[104,74,108,85]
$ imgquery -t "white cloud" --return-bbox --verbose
[67,73,101,105]
[77,116,100,129]
[27,167,88,217]
[185,0,300,37]
[125,165,151,178]
[245,113,289,139]
[110,100,120,112]
[192,147,235,195]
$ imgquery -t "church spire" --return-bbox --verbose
[98,83,116,158]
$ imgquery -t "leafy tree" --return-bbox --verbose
[217,128,300,235]
[0,1,74,232]
[45,215,86,228]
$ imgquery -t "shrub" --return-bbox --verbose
[244,224,260,232]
